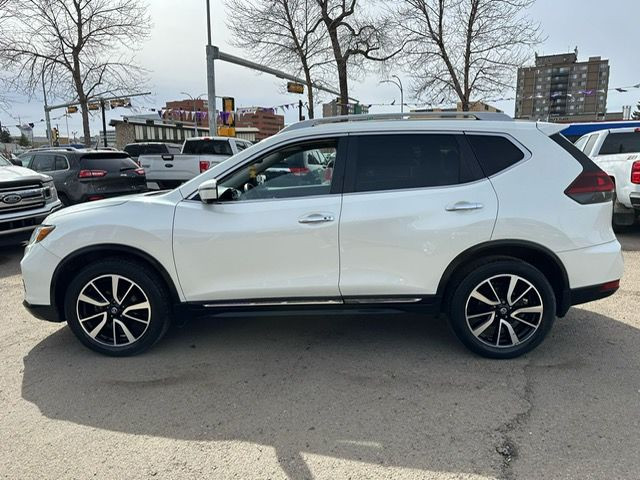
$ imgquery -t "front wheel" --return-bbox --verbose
[64,258,172,356]
[448,260,556,359]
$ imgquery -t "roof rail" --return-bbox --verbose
[282,111,513,133]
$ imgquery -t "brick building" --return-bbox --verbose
[236,108,284,141]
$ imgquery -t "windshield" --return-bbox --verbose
[0,155,11,166]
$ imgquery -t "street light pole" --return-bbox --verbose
[41,65,53,146]
[205,0,217,136]
[181,92,207,135]
[379,75,404,113]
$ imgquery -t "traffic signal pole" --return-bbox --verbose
[100,99,107,147]
[206,0,217,136]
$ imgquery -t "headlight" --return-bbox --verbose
[43,181,58,202]
[30,225,56,244]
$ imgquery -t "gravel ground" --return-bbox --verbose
[1,234,639,480]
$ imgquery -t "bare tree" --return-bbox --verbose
[316,0,400,115]
[226,0,331,119]
[390,0,542,111]
[0,0,151,145]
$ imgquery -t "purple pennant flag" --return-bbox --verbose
[578,90,594,96]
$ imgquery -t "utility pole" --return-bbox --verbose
[298,100,304,121]
[206,0,217,136]
[100,99,108,147]
[42,65,53,146]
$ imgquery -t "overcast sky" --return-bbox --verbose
[3,0,639,138]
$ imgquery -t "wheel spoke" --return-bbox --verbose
[486,279,501,304]
[467,311,494,320]
[122,301,150,316]
[472,313,496,337]
[88,314,108,339]
[118,282,134,306]
[512,305,543,316]
[510,314,538,328]
[114,319,136,344]
[503,320,520,346]
[90,281,110,304]
[122,312,149,324]
[495,321,503,346]
[470,289,500,307]
[111,275,120,303]
[79,311,107,323]
[78,293,109,308]
[510,286,532,307]
[506,275,518,306]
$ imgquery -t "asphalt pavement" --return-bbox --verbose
[1,234,639,479]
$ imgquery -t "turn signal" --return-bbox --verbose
[31,225,56,244]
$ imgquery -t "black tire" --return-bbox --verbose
[447,259,556,359]
[64,258,172,356]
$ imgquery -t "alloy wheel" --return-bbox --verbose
[464,274,543,348]
[76,274,152,347]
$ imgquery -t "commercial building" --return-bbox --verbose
[162,99,210,128]
[109,115,259,149]
[236,108,285,141]
[515,52,610,122]
[322,100,370,117]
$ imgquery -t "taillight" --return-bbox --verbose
[78,169,107,178]
[88,195,104,201]
[599,279,620,292]
[135,168,145,176]
[199,160,210,173]
[631,161,640,184]
[290,167,310,176]
[564,170,614,204]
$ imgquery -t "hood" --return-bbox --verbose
[0,165,51,182]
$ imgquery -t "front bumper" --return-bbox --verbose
[0,201,62,246]
[23,300,62,322]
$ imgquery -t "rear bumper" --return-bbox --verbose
[23,300,62,323]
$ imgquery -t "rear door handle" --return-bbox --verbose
[445,201,484,212]
[298,213,335,224]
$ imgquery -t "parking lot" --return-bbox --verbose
[0,234,638,480]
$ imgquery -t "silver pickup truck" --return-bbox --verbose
[139,136,253,189]
[0,154,62,246]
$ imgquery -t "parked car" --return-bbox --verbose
[0,153,62,246]
[139,136,252,189]
[22,149,147,206]
[574,127,640,228]
[123,142,182,164]
[21,113,623,358]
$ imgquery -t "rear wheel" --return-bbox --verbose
[64,258,171,356]
[448,260,556,359]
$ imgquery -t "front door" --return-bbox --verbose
[338,132,499,298]
[173,137,345,303]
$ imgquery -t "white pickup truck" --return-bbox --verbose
[576,127,640,227]
[139,136,253,189]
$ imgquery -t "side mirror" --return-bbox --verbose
[198,179,218,203]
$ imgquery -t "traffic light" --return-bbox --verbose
[67,106,78,114]
[52,127,59,146]
[287,82,304,94]
[218,97,236,137]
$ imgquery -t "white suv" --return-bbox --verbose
[21,113,623,358]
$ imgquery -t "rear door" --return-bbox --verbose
[338,132,498,299]
[79,152,146,198]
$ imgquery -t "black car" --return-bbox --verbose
[22,150,147,206]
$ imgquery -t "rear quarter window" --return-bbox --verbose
[465,134,525,176]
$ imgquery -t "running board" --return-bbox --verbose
[202,297,424,308]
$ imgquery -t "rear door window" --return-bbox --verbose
[54,156,69,170]
[183,139,233,155]
[31,154,55,172]
[348,134,483,193]
[465,135,526,176]
[599,132,640,155]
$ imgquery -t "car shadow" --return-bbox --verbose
[21,308,640,479]
[617,225,640,252]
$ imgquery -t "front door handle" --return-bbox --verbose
[298,213,335,224]
[445,201,484,212]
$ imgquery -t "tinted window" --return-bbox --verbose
[31,154,55,172]
[80,153,138,172]
[183,139,233,155]
[583,135,599,156]
[466,135,525,176]
[54,156,68,170]
[351,134,482,193]
[599,132,640,155]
